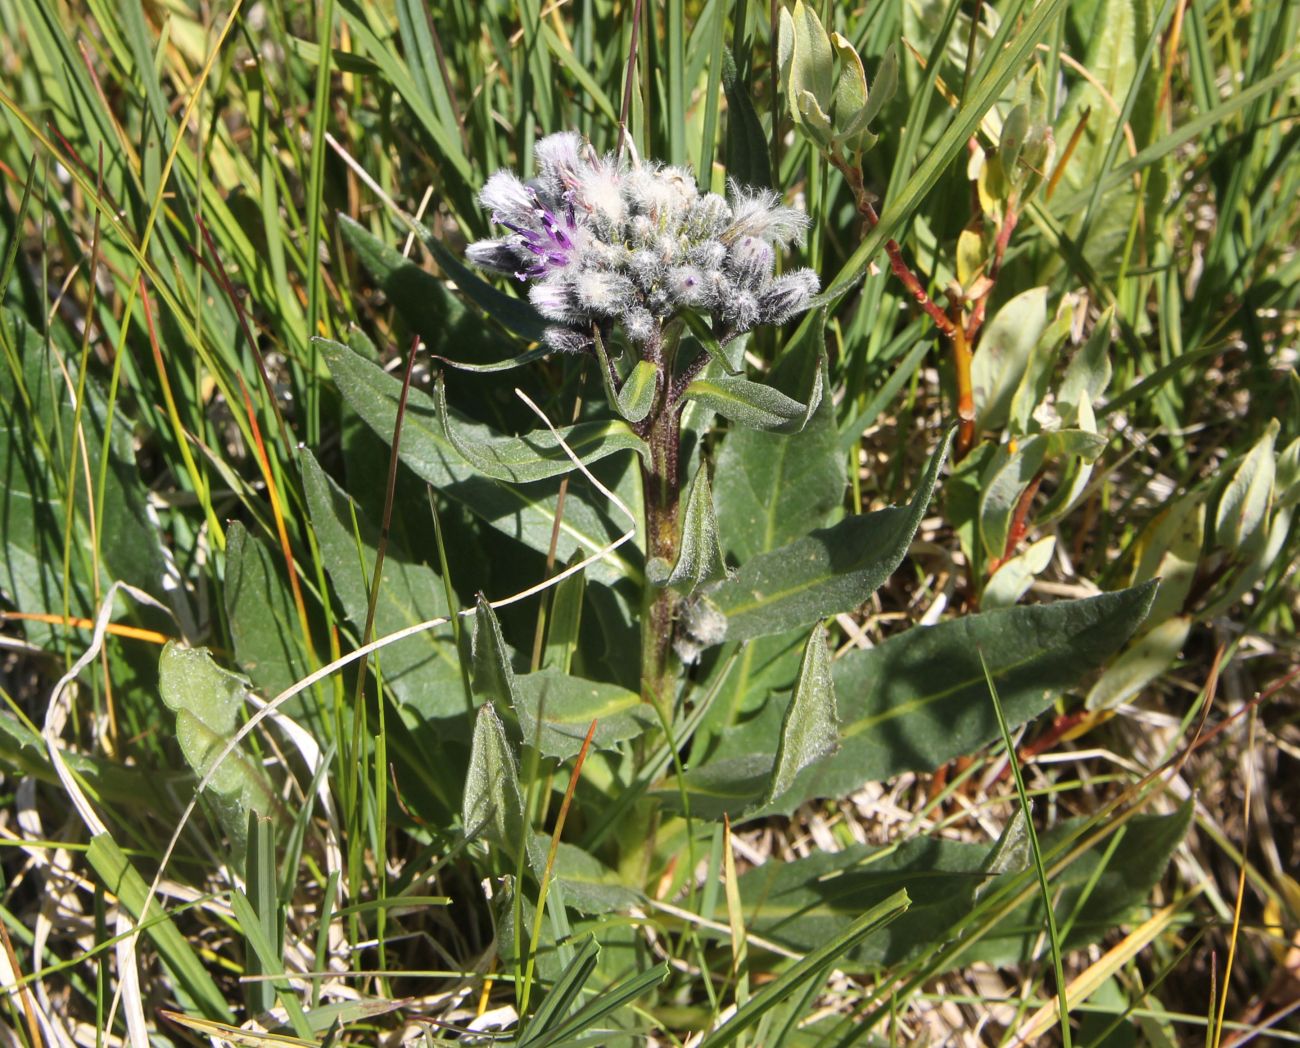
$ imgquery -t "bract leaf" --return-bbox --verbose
[463,703,526,863]
[666,463,729,593]
[763,627,838,806]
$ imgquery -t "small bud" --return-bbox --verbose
[757,268,820,324]
[478,171,537,227]
[466,239,519,275]
[529,277,575,322]
[542,325,593,354]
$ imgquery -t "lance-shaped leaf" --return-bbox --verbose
[999,103,1032,172]
[660,583,1157,819]
[982,535,1055,610]
[301,453,466,721]
[434,373,646,483]
[971,287,1048,433]
[1214,418,1278,553]
[828,32,878,154]
[664,463,728,593]
[683,375,808,432]
[320,337,636,584]
[712,428,953,641]
[860,42,898,131]
[1085,615,1192,711]
[472,594,516,706]
[763,628,838,806]
[732,802,1189,970]
[722,48,772,190]
[463,703,527,862]
[339,215,483,357]
[512,670,658,761]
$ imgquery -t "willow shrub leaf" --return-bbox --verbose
[224,524,314,723]
[980,429,1107,558]
[463,703,527,865]
[663,463,728,593]
[434,373,647,483]
[320,336,635,584]
[1085,615,1193,711]
[301,452,466,722]
[763,628,838,807]
[513,670,657,761]
[663,583,1157,818]
[982,534,1056,610]
[157,642,279,853]
[970,286,1049,433]
[733,802,1189,971]
[712,427,953,642]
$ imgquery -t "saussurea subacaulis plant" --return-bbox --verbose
[466,131,819,711]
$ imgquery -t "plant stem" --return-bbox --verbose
[640,397,681,715]
[636,324,683,716]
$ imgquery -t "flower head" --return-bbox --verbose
[466,132,819,351]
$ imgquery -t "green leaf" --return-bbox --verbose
[1057,308,1114,426]
[512,669,657,761]
[785,0,836,127]
[224,524,314,722]
[86,834,234,1023]
[472,593,516,706]
[683,375,811,432]
[999,102,1031,171]
[0,309,166,647]
[970,286,1049,433]
[698,890,909,1048]
[663,463,728,593]
[1007,305,1072,436]
[301,452,466,721]
[982,535,1056,610]
[320,336,636,585]
[733,802,1189,971]
[1214,419,1278,553]
[667,584,1157,818]
[979,430,1106,559]
[592,328,658,424]
[339,215,482,357]
[157,642,279,851]
[1085,615,1192,711]
[829,32,876,153]
[861,42,899,131]
[711,428,952,641]
[763,628,838,806]
[463,703,526,863]
[722,49,773,190]
[434,373,646,483]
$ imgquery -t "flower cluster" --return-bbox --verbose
[467,132,819,353]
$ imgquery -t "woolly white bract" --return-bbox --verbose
[467,132,820,353]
